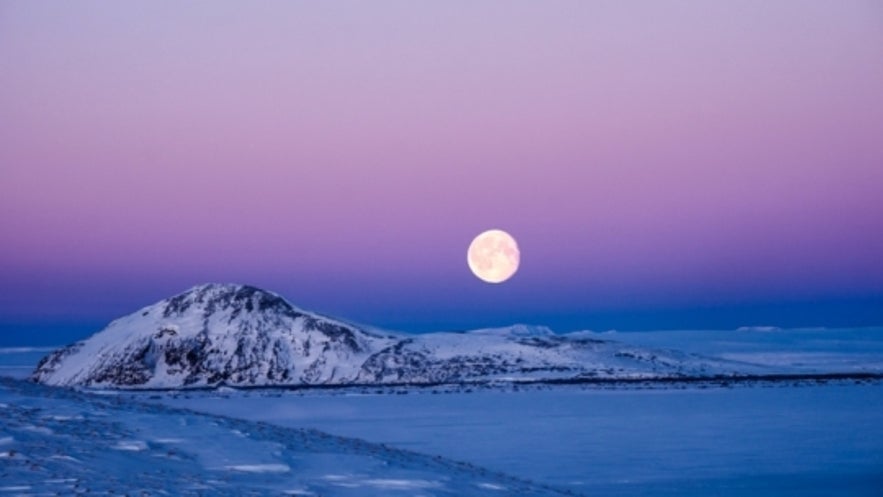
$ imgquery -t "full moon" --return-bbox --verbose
[467,229,520,283]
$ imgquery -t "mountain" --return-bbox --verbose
[32,284,733,389]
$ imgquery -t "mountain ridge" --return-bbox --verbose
[32,283,736,389]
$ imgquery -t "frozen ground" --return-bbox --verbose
[152,382,883,496]
[2,327,882,496]
[0,377,572,496]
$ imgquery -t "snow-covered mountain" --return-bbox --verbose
[32,284,733,389]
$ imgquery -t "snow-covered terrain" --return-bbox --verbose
[32,283,754,389]
[0,377,573,496]
[150,382,883,497]
[4,324,883,496]
[604,326,883,373]
[31,284,396,388]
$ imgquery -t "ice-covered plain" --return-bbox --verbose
[3,324,882,496]
[150,381,883,496]
[0,376,572,497]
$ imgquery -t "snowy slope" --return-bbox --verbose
[354,328,733,384]
[32,284,751,389]
[0,377,574,497]
[32,284,400,388]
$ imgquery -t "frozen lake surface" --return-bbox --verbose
[153,382,883,496]
[0,377,571,496]
[3,328,883,496]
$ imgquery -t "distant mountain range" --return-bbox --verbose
[31,284,761,389]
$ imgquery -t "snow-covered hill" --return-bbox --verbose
[32,284,736,389]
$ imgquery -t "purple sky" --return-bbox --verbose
[1,1,882,338]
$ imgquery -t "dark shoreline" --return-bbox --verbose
[77,371,883,394]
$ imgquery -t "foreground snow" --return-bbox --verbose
[150,381,883,497]
[0,377,573,496]
[2,345,882,496]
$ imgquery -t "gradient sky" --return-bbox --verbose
[2,1,882,344]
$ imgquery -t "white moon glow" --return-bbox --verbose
[467,229,520,283]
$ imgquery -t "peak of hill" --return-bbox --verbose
[32,284,730,389]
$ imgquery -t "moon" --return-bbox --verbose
[467,229,520,283]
